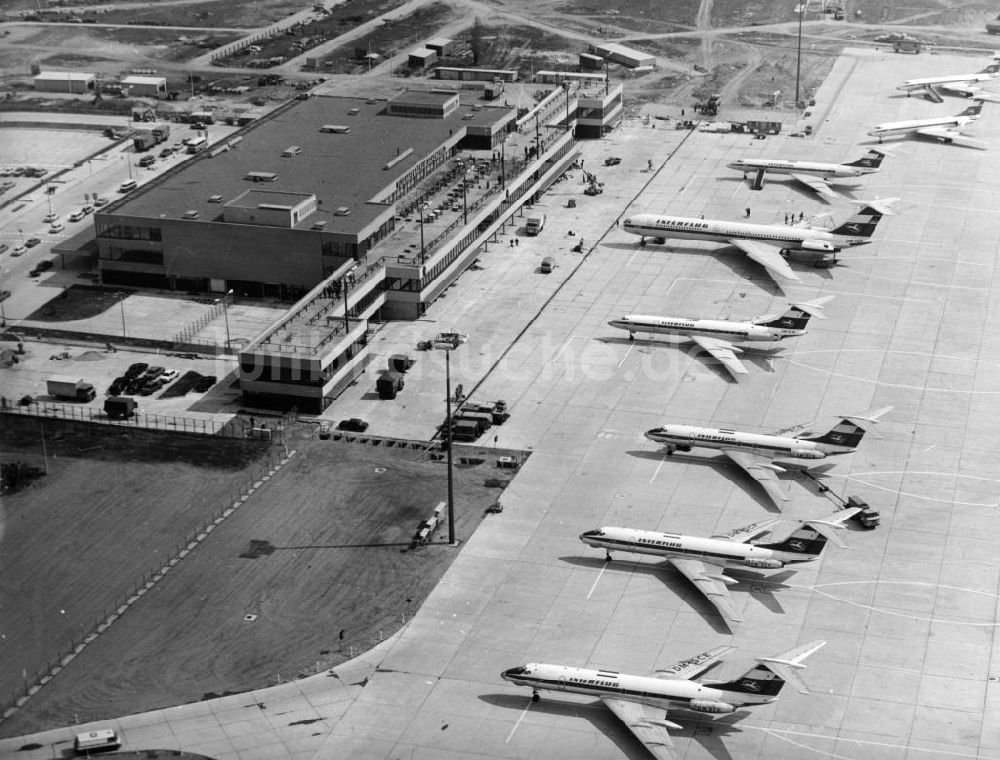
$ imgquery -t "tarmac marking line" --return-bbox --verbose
[650,453,668,484]
[748,725,989,758]
[586,563,608,600]
[504,701,533,744]
[616,344,634,368]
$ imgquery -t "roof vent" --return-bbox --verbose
[334,206,350,216]
[349,107,361,114]
[245,171,278,182]
[311,220,328,229]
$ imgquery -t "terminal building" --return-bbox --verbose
[93,85,622,412]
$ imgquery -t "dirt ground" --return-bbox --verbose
[0,422,509,736]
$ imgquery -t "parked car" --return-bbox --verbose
[318,422,331,439]
[12,245,26,256]
[68,211,86,222]
[159,147,173,158]
[604,156,622,166]
[193,375,216,393]
[0,243,8,255]
[160,369,179,383]
[337,418,369,432]
[109,376,128,395]
[49,223,65,234]
[25,237,41,248]
[139,377,167,395]
[143,366,165,381]
[43,212,58,223]
[93,197,109,207]
[81,205,94,215]
[36,260,53,272]
[125,362,148,379]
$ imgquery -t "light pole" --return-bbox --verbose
[434,332,467,546]
[795,1,805,106]
[223,288,234,351]
[419,203,428,263]
[118,292,126,338]
[0,268,7,327]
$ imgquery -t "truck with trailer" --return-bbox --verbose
[132,123,170,152]
[47,376,96,402]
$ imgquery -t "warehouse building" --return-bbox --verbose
[120,75,168,98]
[591,43,656,69]
[33,71,96,94]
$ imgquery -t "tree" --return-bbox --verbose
[471,17,483,65]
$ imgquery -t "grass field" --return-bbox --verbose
[0,423,505,736]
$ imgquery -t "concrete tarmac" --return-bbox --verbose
[4,48,1000,759]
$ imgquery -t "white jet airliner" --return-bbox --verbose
[868,100,987,149]
[579,507,859,627]
[897,61,1000,103]
[608,296,832,379]
[502,640,826,760]
[621,201,895,286]
[644,407,892,509]
[727,150,885,200]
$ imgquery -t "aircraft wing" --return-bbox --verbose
[653,644,735,680]
[728,239,801,282]
[915,125,988,150]
[711,517,781,543]
[690,335,748,377]
[790,172,841,201]
[722,449,791,508]
[601,698,677,760]
[669,558,743,627]
[940,82,981,98]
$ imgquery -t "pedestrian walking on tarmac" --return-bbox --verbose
[745,207,751,218]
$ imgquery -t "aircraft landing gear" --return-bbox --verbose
[640,237,647,247]
[665,445,676,457]
[531,691,540,702]
[628,332,635,341]
[605,551,613,562]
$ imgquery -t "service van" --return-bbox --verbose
[540,256,556,274]
[74,728,120,754]
[525,214,546,235]
[118,179,137,193]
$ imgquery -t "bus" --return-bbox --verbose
[186,135,207,154]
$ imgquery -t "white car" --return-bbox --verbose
[12,245,27,256]
[68,211,86,222]
[43,212,58,223]
[49,223,65,234]
[160,369,180,383]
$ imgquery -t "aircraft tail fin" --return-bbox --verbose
[712,641,825,697]
[754,296,833,330]
[958,100,985,119]
[844,149,886,169]
[755,521,830,555]
[800,406,892,449]
[831,199,897,237]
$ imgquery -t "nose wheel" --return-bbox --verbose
[605,551,613,562]
[532,691,540,702]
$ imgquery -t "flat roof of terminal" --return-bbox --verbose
[113,94,512,236]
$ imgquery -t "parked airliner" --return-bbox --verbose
[621,201,895,286]
[608,296,832,379]
[897,61,1000,102]
[868,100,986,149]
[644,407,892,509]
[502,640,826,760]
[727,150,885,200]
[579,507,859,627]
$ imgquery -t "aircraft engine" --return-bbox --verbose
[744,557,784,569]
[798,239,837,253]
[689,700,735,714]
[790,449,826,459]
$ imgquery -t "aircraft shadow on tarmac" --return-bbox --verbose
[596,336,784,380]
[480,692,748,760]
[623,449,805,513]
[560,555,794,629]
[600,241,830,294]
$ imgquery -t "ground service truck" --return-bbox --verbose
[47,376,96,402]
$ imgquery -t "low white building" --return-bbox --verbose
[33,71,96,94]
[121,75,168,98]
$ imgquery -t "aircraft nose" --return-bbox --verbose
[644,428,663,441]
[501,666,528,681]
[579,529,604,541]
